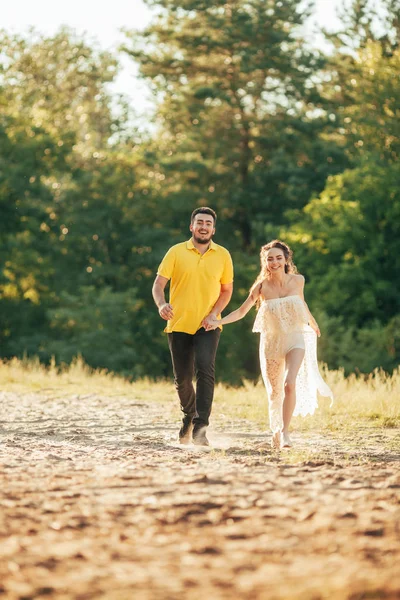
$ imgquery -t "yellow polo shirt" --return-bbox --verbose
[157,239,234,334]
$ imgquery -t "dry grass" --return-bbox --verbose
[1,357,399,434]
[0,356,145,397]
[215,366,400,432]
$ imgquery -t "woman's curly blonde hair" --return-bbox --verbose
[250,240,298,307]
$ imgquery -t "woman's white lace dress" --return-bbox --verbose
[252,295,333,432]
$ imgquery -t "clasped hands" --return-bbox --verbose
[202,314,219,331]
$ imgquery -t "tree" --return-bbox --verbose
[0,30,147,368]
[0,28,119,148]
[282,1,400,372]
[0,100,71,356]
[124,0,347,251]
[287,162,400,326]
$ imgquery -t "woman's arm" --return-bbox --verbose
[206,287,260,330]
[297,275,320,337]
[220,293,257,326]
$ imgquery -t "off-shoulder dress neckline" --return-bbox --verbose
[261,294,302,303]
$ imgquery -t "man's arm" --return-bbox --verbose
[202,282,233,329]
[152,275,174,321]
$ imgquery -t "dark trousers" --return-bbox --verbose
[167,328,221,427]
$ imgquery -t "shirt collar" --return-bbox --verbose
[186,239,216,252]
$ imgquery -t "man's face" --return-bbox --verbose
[190,213,215,245]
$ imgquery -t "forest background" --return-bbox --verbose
[0,0,399,385]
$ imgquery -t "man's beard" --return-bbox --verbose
[193,234,213,245]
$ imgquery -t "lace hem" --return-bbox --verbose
[260,329,333,431]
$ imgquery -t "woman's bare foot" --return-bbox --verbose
[271,431,281,449]
[281,431,293,448]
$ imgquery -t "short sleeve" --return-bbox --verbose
[220,252,234,285]
[157,247,176,280]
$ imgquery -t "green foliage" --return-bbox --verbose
[287,162,400,325]
[45,287,140,374]
[124,0,347,250]
[216,251,260,384]
[282,10,400,372]
[315,312,400,374]
[0,1,399,381]
[0,28,119,147]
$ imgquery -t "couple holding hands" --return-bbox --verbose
[152,207,332,449]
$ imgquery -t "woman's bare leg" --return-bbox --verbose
[263,359,285,433]
[282,348,305,434]
[261,358,285,447]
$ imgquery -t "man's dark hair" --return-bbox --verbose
[191,207,217,225]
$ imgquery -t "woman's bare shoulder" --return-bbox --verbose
[251,280,264,299]
[290,274,305,287]
[259,278,271,294]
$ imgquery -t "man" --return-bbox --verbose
[152,207,234,446]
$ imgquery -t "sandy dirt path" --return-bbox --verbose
[0,391,399,600]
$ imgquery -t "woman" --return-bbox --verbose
[207,240,333,449]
